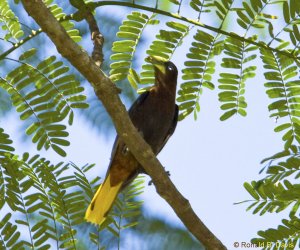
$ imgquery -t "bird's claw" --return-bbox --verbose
[148,168,171,186]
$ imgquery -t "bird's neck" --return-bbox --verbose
[153,81,177,101]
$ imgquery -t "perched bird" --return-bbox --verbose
[85,56,178,225]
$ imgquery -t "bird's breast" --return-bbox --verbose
[130,91,175,154]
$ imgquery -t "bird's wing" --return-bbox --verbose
[109,91,150,161]
[157,104,178,155]
[85,92,151,224]
[128,91,150,116]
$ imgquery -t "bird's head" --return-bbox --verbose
[146,56,178,89]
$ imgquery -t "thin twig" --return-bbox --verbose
[85,13,104,67]
[87,0,300,63]
[70,0,104,67]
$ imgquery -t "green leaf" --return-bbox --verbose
[167,0,180,4]
[167,21,188,32]
[274,123,292,132]
[238,108,247,116]
[70,102,89,109]
[0,1,24,39]
[220,109,237,121]
[50,138,70,146]
[19,48,37,61]
[244,182,260,200]
[242,2,254,19]
[51,144,66,157]
[26,123,40,135]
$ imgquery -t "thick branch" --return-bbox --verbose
[21,1,226,249]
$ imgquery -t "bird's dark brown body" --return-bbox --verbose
[109,84,178,186]
[85,56,178,224]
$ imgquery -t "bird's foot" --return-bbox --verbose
[148,168,171,186]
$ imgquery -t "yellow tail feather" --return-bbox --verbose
[85,174,123,225]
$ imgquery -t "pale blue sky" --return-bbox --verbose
[4,61,286,248]
[2,2,291,249]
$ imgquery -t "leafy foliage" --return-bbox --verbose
[213,0,233,22]
[0,127,14,158]
[242,179,300,216]
[177,30,221,120]
[261,48,300,149]
[251,213,300,250]
[263,154,300,183]
[110,11,159,89]
[80,12,138,135]
[44,0,81,42]
[218,37,256,120]
[235,0,278,33]
[0,145,147,249]
[131,213,203,250]
[240,149,300,249]
[0,0,24,40]
[189,0,213,17]
[0,0,86,156]
[2,0,300,249]
[139,21,189,89]
[0,53,88,156]
[274,0,300,53]
[103,176,145,248]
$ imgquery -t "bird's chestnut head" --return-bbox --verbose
[146,56,178,88]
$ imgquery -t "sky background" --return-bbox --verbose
[4,52,287,249]
[2,1,292,249]
[92,74,284,248]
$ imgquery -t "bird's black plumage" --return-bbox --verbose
[85,56,178,225]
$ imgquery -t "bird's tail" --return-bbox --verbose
[85,173,123,225]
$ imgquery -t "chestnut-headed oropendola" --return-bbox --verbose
[85,56,178,225]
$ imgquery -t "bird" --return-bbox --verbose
[85,56,179,225]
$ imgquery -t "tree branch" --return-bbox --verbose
[21,1,226,249]
[83,9,104,67]
[88,1,300,63]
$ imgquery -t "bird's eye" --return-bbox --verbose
[167,64,175,71]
